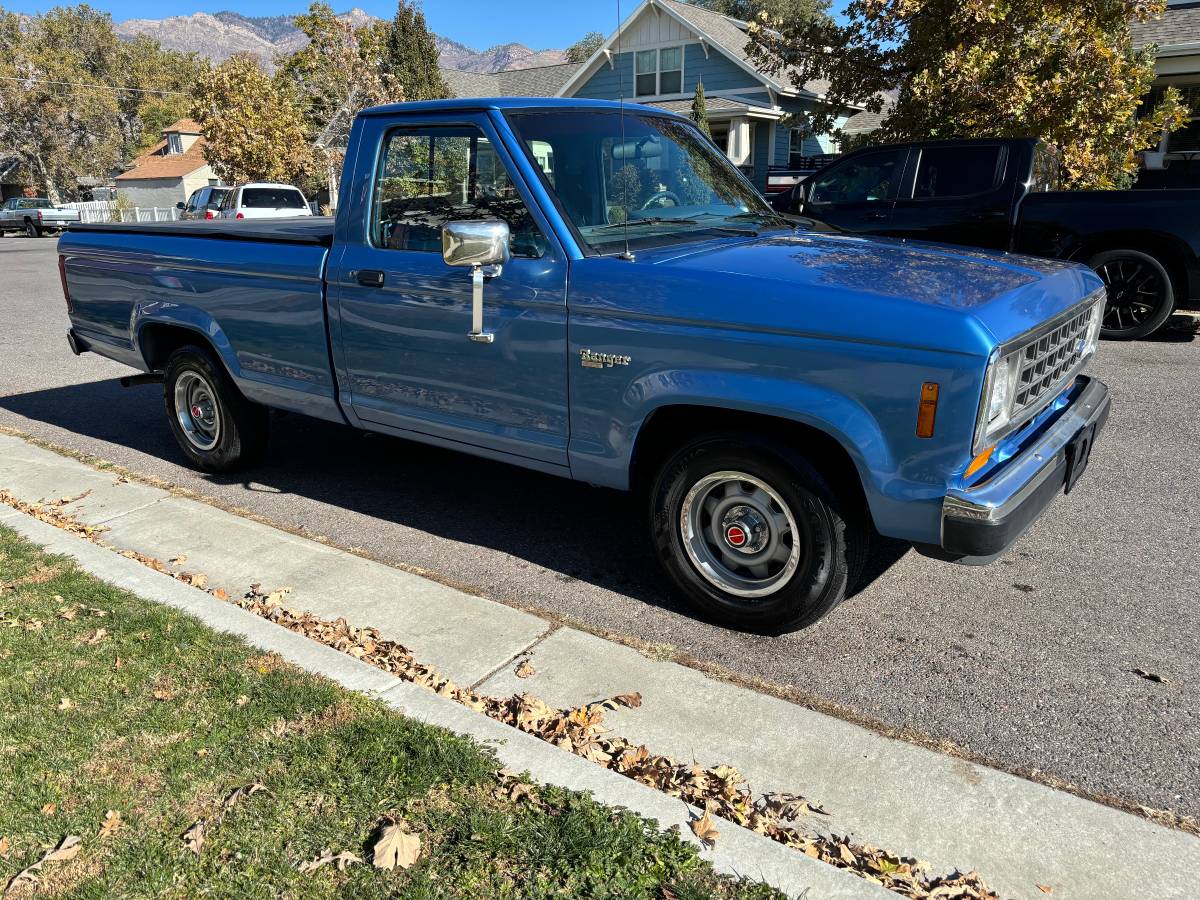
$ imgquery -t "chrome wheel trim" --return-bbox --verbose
[174,370,221,452]
[679,470,802,599]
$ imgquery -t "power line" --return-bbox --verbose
[0,75,188,96]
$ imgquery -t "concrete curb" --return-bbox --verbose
[1,511,887,899]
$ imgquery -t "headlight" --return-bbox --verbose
[975,350,1020,451]
[1082,298,1104,358]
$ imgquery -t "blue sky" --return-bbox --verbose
[4,1,850,51]
[3,1,617,48]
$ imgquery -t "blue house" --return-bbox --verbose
[442,0,861,191]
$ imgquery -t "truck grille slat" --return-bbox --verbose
[1011,305,1095,414]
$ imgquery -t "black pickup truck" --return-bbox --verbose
[771,138,1200,339]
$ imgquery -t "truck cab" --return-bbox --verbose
[59,99,1111,633]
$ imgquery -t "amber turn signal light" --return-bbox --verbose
[965,445,996,478]
[916,382,939,438]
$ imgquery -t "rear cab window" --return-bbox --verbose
[910,146,1005,199]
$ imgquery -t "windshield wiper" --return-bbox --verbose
[593,217,700,231]
[725,211,792,226]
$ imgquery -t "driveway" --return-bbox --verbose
[3,236,1198,822]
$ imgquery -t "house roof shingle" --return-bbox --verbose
[164,118,204,134]
[647,96,775,115]
[442,62,580,99]
[1131,4,1200,48]
[115,134,209,181]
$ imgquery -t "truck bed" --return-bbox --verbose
[68,217,335,246]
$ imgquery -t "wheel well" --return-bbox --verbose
[139,323,217,372]
[630,405,869,513]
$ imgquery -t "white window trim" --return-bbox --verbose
[633,43,686,100]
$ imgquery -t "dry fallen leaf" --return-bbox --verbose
[298,850,363,873]
[222,782,269,810]
[690,806,720,847]
[187,573,208,590]
[56,698,74,711]
[169,554,188,566]
[0,836,11,859]
[181,819,206,855]
[612,692,642,709]
[213,588,230,601]
[43,835,81,863]
[195,748,209,758]
[1132,669,1170,685]
[514,660,535,679]
[81,628,108,646]
[372,822,421,870]
[40,803,57,816]
[152,688,175,702]
[1036,885,1054,895]
[235,695,250,707]
[99,810,123,838]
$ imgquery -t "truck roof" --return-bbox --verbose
[359,97,686,118]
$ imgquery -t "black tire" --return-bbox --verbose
[163,345,268,473]
[24,219,40,238]
[649,435,868,634]
[1090,249,1176,340]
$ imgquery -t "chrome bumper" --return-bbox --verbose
[941,376,1110,561]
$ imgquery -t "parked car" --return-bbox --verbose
[217,183,312,220]
[0,197,80,237]
[762,154,840,198]
[58,98,1109,633]
[770,137,1200,339]
[177,186,229,221]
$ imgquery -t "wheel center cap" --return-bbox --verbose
[721,506,769,554]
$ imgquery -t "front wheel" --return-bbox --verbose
[164,346,268,472]
[649,437,867,633]
[1090,249,1176,340]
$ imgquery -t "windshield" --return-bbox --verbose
[506,110,785,255]
[241,188,306,210]
[17,199,53,209]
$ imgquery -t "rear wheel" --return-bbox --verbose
[24,219,40,238]
[164,345,268,472]
[649,436,867,633]
[1090,249,1175,340]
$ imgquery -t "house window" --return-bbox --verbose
[167,133,183,155]
[788,127,809,168]
[635,50,657,96]
[659,46,682,94]
[634,46,684,97]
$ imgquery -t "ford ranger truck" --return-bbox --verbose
[57,98,1111,633]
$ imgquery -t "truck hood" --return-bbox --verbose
[645,230,1101,351]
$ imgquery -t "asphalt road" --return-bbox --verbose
[3,236,1198,822]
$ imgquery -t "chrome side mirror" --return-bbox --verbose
[442,220,511,344]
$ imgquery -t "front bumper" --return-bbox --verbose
[940,376,1110,561]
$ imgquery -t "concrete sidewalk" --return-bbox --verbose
[2,430,1197,899]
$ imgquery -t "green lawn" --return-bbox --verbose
[0,525,781,899]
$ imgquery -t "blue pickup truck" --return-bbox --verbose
[58,98,1110,632]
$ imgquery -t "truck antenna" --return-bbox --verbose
[616,0,634,262]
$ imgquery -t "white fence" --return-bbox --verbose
[62,201,180,224]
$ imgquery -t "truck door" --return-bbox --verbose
[328,114,570,469]
[801,147,908,233]
[885,144,1013,249]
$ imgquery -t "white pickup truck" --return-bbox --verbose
[0,197,80,237]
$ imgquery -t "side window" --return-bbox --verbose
[371,126,546,258]
[186,190,201,212]
[912,146,1002,199]
[1030,146,1060,193]
[808,149,904,204]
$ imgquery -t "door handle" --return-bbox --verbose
[355,269,385,287]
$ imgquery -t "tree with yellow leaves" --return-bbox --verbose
[747,0,1189,188]
[191,54,315,186]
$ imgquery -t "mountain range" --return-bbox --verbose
[113,8,568,73]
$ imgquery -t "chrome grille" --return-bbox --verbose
[1012,304,1095,416]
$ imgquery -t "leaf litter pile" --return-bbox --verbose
[0,489,998,899]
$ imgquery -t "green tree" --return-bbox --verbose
[565,31,604,64]
[114,36,207,157]
[747,0,1188,188]
[277,3,405,201]
[691,80,711,137]
[191,54,314,185]
[377,0,448,102]
[0,5,124,200]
